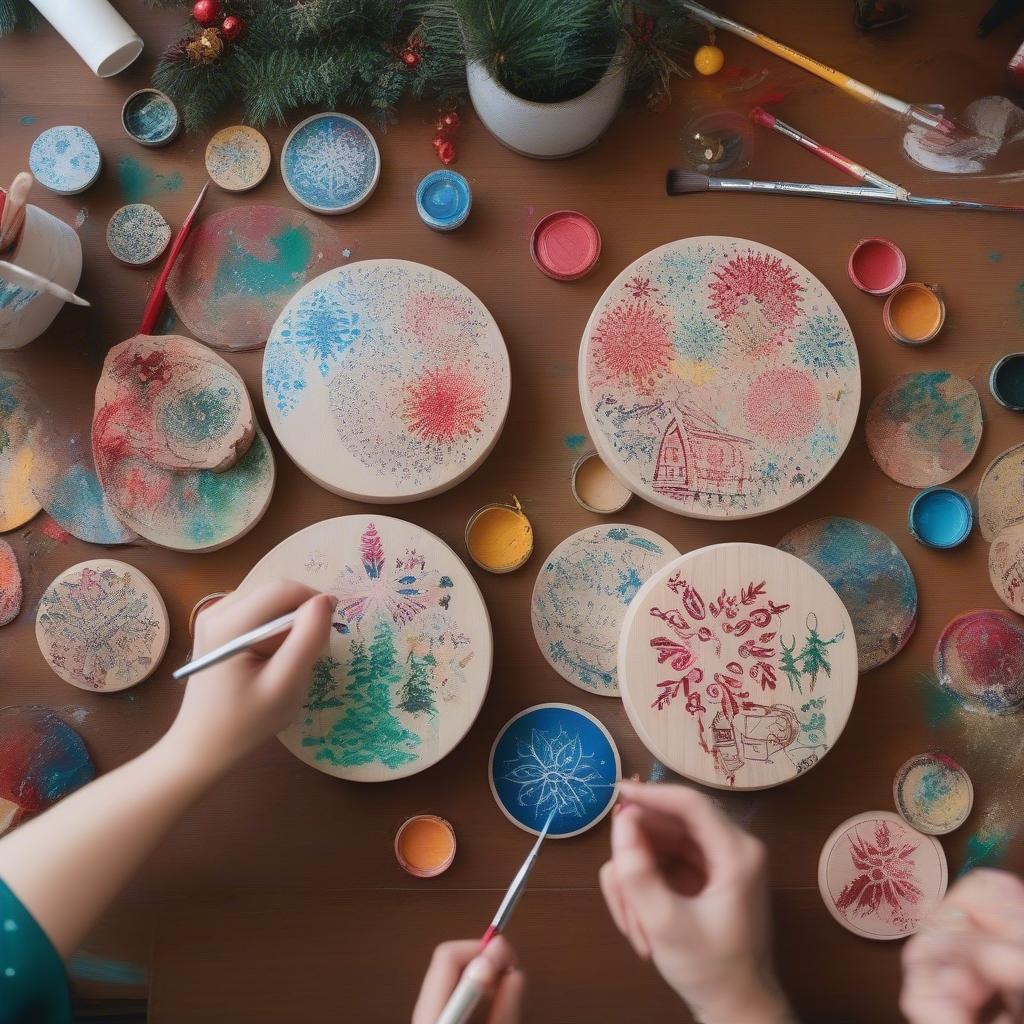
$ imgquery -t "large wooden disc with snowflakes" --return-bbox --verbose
[237,515,492,782]
[618,542,858,790]
[263,260,511,503]
[579,237,860,519]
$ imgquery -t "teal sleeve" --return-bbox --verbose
[0,879,71,1024]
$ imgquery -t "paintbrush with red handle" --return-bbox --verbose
[138,182,209,335]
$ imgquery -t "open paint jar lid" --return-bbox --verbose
[531,211,601,281]
[848,237,906,296]
[416,170,472,231]
[121,88,181,148]
[395,815,456,878]
[909,486,973,549]
[990,353,1024,411]
[571,450,632,514]
[883,283,946,346]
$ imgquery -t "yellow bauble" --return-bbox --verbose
[694,44,725,76]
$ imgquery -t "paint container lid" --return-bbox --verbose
[29,126,101,196]
[465,501,534,574]
[571,450,632,514]
[883,282,946,346]
[121,89,181,148]
[990,353,1024,411]
[394,815,456,878]
[106,203,172,266]
[531,211,601,281]
[893,753,973,836]
[848,237,907,296]
[416,170,472,231]
[908,486,973,549]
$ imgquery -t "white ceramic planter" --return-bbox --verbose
[467,47,627,159]
[29,0,143,77]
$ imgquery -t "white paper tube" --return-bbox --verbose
[29,0,144,78]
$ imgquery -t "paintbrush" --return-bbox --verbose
[172,609,296,680]
[0,260,90,307]
[138,182,209,335]
[433,810,556,1024]
[0,172,34,253]
[666,171,1024,213]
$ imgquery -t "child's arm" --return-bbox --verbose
[0,580,334,959]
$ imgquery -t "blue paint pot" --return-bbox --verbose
[415,170,471,231]
[990,353,1024,412]
[121,89,180,148]
[908,486,973,549]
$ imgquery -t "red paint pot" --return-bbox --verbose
[848,237,907,296]
[530,211,601,281]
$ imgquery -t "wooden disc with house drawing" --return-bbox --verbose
[236,515,492,782]
[618,542,858,790]
[579,237,860,520]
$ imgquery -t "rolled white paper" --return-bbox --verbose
[29,0,143,77]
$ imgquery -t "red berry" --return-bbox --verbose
[400,49,421,68]
[221,14,244,40]
[437,140,456,165]
[192,0,221,26]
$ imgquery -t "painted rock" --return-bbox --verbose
[0,538,22,625]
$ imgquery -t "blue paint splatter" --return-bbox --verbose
[987,251,1003,262]
[564,434,586,450]
[117,156,183,204]
[19,115,38,126]
[959,826,1010,876]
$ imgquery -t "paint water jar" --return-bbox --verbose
[0,204,83,350]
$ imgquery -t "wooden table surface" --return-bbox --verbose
[2,2,1023,1021]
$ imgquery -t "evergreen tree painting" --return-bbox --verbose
[779,637,802,694]
[306,656,345,710]
[399,653,438,718]
[797,614,844,691]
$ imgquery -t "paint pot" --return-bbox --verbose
[106,203,171,266]
[188,592,230,638]
[415,170,472,231]
[989,353,1024,411]
[205,126,271,193]
[894,753,973,836]
[883,282,946,346]
[29,126,101,195]
[394,815,456,878]
[848,237,906,296]
[530,211,601,281]
[466,500,533,573]
[908,486,973,549]
[121,89,180,148]
[571,450,632,514]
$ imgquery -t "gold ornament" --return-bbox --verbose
[186,26,225,64]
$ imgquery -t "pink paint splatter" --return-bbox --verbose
[744,367,820,443]
[589,298,674,392]
[39,518,71,544]
[404,367,485,443]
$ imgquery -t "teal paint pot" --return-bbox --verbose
[909,487,973,549]
[990,353,1024,412]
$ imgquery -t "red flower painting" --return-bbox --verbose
[835,822,923,927]
[589,297,674,392]
[403,367,485,443]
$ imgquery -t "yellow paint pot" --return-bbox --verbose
[465,499,533,574]
[883,282,946,346]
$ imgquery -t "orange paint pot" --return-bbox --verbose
[395,815,456,878]
[883,282,946,346]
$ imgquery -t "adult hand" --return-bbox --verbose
[166,580,335,778]
[412,937,524,1024]
[901,868,1024,1024]
[599,780,793,1024]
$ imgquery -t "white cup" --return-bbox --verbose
[29,0,144,78]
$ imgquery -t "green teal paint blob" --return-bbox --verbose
[117,157,183,203]
[69,953,146,986]
[565,434,586,450]
[158,385,240,446]
[19,115,38,126]
[987,251,1003,262]
[909,487,973,549]
[211,225,313,301]
[186,432,271,545]
[959,826,1010,876]
[919,672,959,727]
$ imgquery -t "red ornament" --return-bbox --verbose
[221,14,244,40]
[192,0,221,26]
[400,48,421,69]
[431,133,449,152]
[437,140,457,165]
[440,111,460,132]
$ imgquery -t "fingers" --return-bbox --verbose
[943,870,1024,943]
[599,859,650,959]
[412,938,519,1024]
[610,806,674,942]
[261,593,335,692]
[195,580,323,651]
[487,965,526,1024]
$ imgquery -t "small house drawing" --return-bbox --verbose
[653,406,754,501]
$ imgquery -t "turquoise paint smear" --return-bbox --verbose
[919,672,959,727]
[19,115,38,126]
[987,251,1003,262]
[117,156,183,203]
[69,952,146,985]
[211,225,313,301]
[959,826,1010,876]
[564,434,586,450]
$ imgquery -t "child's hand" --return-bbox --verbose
[901,868,1024,1024]
[599,781,793,1024]
[166,581,335,778]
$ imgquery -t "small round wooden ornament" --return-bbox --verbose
[893,754,973,836]
[29,126,101,195]
[106,203,171,266]
[205,125,271,192]
[977,443,1024,542]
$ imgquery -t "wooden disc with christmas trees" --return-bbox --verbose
[237,515,492,782]
[617,542,858,790]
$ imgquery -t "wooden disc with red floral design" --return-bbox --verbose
[618,542,858,790]
[579,237,860,519]
[818,811,948,940]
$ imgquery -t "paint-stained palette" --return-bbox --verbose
[579,237,860,520]
[977,443,1024,541]
[264,260,511,502]
[167,205,345,352]
[489,703,620,838]
[0,370,42,532]
[205,125,272,192]
[237,516,492,782]
[865,372,983,488]
[531,525,680,696]
[818,811,947,940]
[0,539,22,626]
[934,609,1024,715]
[894,753,973,836]
[778,517,917,672]
[106,203,171,266]
[618,543,858,790]
[989,522,1024,614]
[36,559,169,692]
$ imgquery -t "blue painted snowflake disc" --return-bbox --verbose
[29,126,101,195]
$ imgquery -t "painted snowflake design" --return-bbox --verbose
[794,308,854,377]
[589,297,674,392]
[501,727,604,818]
[285,289,361,377]
[284,117,376,208]
[403,367,486,443]
[836,822,924,928]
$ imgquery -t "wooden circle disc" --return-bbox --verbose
[933,609,1024,715]
[977,443,1024,541]
[990,522,1024,614]
[579,237,860,520]
[893,753,973,836]
[35,559,169,692]
[489,703,621,838]
[205,125,271,192]
[531,525,679,696]
[105,203,171,266]
[0,538,23,626]
[264,260,511,502]
[865,372,982,488]
[0,369,41,532]
[237,515,492,782]
[818,811,948,939]
[618,542,858,790]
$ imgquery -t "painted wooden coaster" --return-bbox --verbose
[977,443,1024,541]
[205,125,272,192]
[0,370,42,532]
[531,525,680,697]
[36,559,169,692]
[281,112,380,214]
[0,706,95,836]
[618,543,858,790]
[934,609,1024,715]
[865,372,983,488]
[893,753,973,836]
[989,522,1024,614]
[0,539,22,626]
[777,517,917,672]
[106,203,171,266]
[29,126,101,195]
[579,237,860,520]
[237,515,492,782]
[818,811,948,940]
[264,260,511,503]
[167,204,345,352]
[489,703,620,838]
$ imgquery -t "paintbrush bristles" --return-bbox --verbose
[666,170,712,195]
